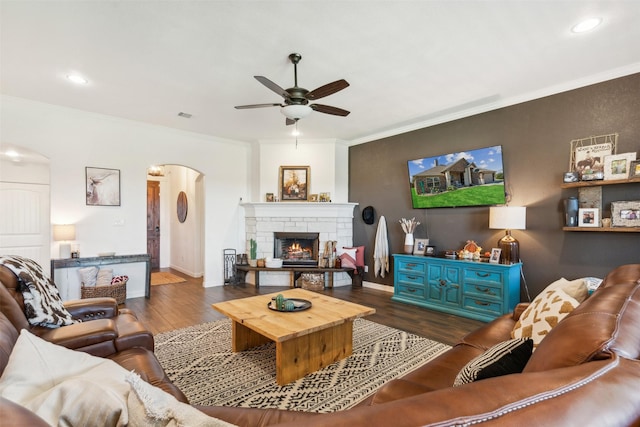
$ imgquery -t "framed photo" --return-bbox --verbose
[569,134,616,176]
[319,192,331,202]
[611,201,640,227]
[489,248,501,264]
[628,160,640,179]
[309,194,319,202]
[578,208,600,227]
[603,153,637,181]
[279,166,309,201]
[563,172,580,183]
[425,245,436,257]
[413,238,429,255]
[265,193,274,202]
[86,167,120,206]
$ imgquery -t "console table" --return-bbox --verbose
[392,254,522,322]
[235,265,361,288]
[51,254,152,299]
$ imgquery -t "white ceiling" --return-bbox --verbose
[2,1,640,145]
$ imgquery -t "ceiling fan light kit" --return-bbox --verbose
[235,53,350,126]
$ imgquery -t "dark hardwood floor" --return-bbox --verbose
[124,269,485,346]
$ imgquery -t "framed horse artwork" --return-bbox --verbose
[569,133,617,180]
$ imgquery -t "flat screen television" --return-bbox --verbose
[407,145,506,209]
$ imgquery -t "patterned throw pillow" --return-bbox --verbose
[511,288,579,349]
[343,246,365,267]
[0,255,76,328]
[111,275,129,285]
[336,247,358,269]
[454,338,533,386]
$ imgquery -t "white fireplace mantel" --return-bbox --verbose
[241,202,358,219]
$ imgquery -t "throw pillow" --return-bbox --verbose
[0,330,130,426]
[546,277,589,303]
[111,275,129,285]
[511,288,579,349]
[336,247,357,269]
[344,245,365,267]
[0,255,76,328]
[96,268,114,287]
[453,338,533,386]
[78,266,99,287]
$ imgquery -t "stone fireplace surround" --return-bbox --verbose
[241,202,358,286]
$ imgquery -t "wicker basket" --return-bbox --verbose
[299,273,324,291]
[81,281,127,304]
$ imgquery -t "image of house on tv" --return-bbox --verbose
[412,157,499,194]
[407,145,506,209]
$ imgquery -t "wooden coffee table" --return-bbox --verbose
[212,288,376,385]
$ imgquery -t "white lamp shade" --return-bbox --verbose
[489,206,526,230]
[280,104,312,120]
[53,224,76,241]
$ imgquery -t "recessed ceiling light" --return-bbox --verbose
[572,18,602,33]
[66,74,88,84]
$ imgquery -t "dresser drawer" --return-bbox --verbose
[397,260,426,274]
[462,296,503,317]
[463,282,503,300]
[463,268,503,285]
[396,284,426,300]
[398,272,426,286]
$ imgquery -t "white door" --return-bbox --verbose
[0,182,51,275]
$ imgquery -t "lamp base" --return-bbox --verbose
[498,231,519,264]
[59,243,71,259]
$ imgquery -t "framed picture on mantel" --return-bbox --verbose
[279,166,309,201]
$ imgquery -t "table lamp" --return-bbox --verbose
[53,224,76,258]
[489,206,526,264]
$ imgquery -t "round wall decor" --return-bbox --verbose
[177,191,188,223]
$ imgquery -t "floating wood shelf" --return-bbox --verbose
[562,226,640,233]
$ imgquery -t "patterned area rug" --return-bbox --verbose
[151,272,186,286]
[154,318,450,412]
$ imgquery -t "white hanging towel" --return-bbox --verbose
[373,215,389,278]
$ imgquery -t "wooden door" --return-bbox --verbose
[147,181,160,269]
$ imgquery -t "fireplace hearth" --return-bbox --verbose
[274,232,319,266]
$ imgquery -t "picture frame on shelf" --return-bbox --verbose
[603,152,637,181]
[569,134,616,178]
[309,194,319,202]
[578,208,600,227]
[425,245,436,256]
[279,165,310,201]
[266,193,274,202]
[629,160,640,179]
[86,167,121,206]
[611,201,640,227]
[489,248,501,264]
[563,172,580,183]
[413,238,429,255]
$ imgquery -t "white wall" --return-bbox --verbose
[1,95,352,295]
[1,95,250,293]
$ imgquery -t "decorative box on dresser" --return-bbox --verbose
[392,254,522,322]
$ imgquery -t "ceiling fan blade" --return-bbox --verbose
[254,76,290,99]
[306,79,349,100]
[310,103,350,117]
[286,118,296,126]
[234,103,281,109]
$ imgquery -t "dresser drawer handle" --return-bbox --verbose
[439,279,447,287]
[407,288,417,293]
[474,300,490,306]
[407,275,418,280]
[406,263,418,268]
[475,286,490,293]
[476,272,490,278]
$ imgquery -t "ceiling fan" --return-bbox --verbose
[235,53,350,125]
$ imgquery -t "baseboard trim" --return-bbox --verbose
[362,281,394,293]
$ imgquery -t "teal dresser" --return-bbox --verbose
[392,254,522,322]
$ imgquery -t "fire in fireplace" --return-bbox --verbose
[274,232,319,266]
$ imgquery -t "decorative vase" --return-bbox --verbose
[248,259,257,267]
[404,233,414,254]
[564,197,579,227]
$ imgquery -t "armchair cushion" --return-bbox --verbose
[0,255,76,328]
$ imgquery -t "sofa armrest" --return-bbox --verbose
[64,298,119,320]
[1,397,49,427]
[512,302,530,321]
[33,318,117,351]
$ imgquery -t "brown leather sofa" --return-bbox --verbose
[2,264,640,426]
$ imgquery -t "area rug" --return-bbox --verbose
[154,318,450,412]
[151,272,186,286]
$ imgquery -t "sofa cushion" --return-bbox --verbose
[453,338,533,386]
[511,288,579,349]
[525,281,640,373]
[0,255,76,328]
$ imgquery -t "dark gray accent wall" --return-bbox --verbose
[349,73,640,299]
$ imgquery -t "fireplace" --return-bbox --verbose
[274,232,319,266]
